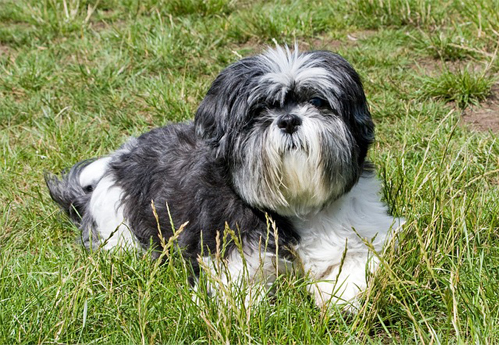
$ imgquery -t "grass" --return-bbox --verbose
[420,69,496,109]
[1,0,499,343]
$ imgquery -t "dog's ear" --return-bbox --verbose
[194,56,262,158]
[310,51,375,165]
[350,93,375,166]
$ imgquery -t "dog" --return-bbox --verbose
[45,46,403,309]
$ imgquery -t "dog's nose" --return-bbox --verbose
[277,114,302,134]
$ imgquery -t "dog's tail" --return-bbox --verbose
[45,157,111,225]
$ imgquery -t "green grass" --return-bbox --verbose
[1,0,499,343]
[420,69,496,109]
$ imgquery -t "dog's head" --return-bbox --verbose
[195,46,374,216]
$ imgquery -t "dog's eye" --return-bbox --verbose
[309,98,326,108]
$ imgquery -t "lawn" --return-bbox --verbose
[1,0,498,343]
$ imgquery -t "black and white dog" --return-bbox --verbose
[46,46,403,308]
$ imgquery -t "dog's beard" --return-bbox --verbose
[232,107,356,217]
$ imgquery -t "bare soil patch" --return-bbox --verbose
[414,57,486,75]
[0,44,11,56]
[462,84,499,133]
[229,38,269,56]
[301,37,343,51]
[90,21,109,31]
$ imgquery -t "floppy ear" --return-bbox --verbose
[340,65,375,166]
[194,56,263,158]
[310,51,375,165]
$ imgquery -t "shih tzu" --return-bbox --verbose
[46,46,403,309]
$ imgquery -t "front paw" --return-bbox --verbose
[308,279,364,314]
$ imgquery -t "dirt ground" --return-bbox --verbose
[463,84,499,133]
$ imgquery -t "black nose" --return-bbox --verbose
[277,114,302,134]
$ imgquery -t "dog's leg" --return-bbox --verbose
[305,251,377,311]
[195,244,292,307]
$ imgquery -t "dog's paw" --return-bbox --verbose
[308,278,364,314]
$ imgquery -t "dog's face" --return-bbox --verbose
[195,47,374,216]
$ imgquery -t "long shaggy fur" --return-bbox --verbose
[46,46,402,308]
